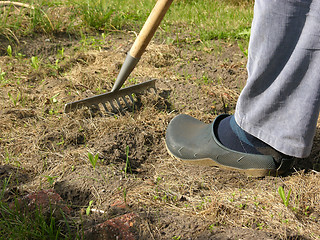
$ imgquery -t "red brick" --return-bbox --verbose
[85,212,138,240]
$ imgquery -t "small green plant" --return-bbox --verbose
[48,108,58,115]
[0,68,6,84]
[8,91,20,106]
[31,56,40,70]
[3,148,21,167]
[50,93,60,104]
[238,41,248,57]
[56,137,64,146]
[86,200,93,216]
[209,224,215,231]
[54,59,60,71]
[256,222,264,230]
[88,152,99,170]
[128,77,138,85]
[101,32,106,41]
[7,45,12,57]
[43,175,58,187]
[304,206,310,216]
[238,203,247,209]
[202,75,209,84]
[124,145,131,177]
[172,236,181,240]
[57,47,65,59]
[123,187,127,203]
[16,52,26,59]
[156,176,162,185]
[278,186,292,207]
[229,192,236,202]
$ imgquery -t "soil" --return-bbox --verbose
[1,32,320,239]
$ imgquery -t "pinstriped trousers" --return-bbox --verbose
[234,0,320,158]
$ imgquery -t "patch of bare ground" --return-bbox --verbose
[1,32,320,239]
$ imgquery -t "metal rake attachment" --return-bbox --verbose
[64,79,156,114]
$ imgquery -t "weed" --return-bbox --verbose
[57,47,65,59]
[124,145,132,177]
[156,176,162,185]
[256,222,264,230]
[196,197,211,210]
[56,137,65,146]
[88,152,99,170]
[172,235,181,240]
[86,200,93,216]
[278,186,292,207]
[237,41,248,57]
[31,56,40,70]
[7,45,12,57]
[48,108,58,115]
[50,93,60,104]
[202,75,210,84]
[128,77,139,85]
[54,59,60,72]
[0,68,7,85]
[229,192,236,202]
[8,90,21,106]
[16,52,26,59]
[304,206,310,216]
[43,175,58,187]
[238,203,247,209]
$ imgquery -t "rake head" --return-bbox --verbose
[64,79,156,114]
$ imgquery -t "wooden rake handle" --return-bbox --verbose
[111,0,173,92]
[130,0,174,59]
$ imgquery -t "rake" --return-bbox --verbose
[64,0,174,114]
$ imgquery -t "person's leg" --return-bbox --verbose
[235,0,320,158]
[165,0,320,176]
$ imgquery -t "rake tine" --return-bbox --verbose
[92,104,100,111]
[122,96,130,108]
[101,102,109,113]
[115,98,123,111]
[64,79,156,113]
[128,94,135,103]
[91,104,103,116]
[109,100,118,113]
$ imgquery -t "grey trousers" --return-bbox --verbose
[234,0,320,158]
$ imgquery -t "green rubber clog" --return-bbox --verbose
[165,114,294,177]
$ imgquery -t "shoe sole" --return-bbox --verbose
[165,143,277,177]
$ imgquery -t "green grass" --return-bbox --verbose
[0,177,77,239]
[165,0,253,41]
[0,0,253,43]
